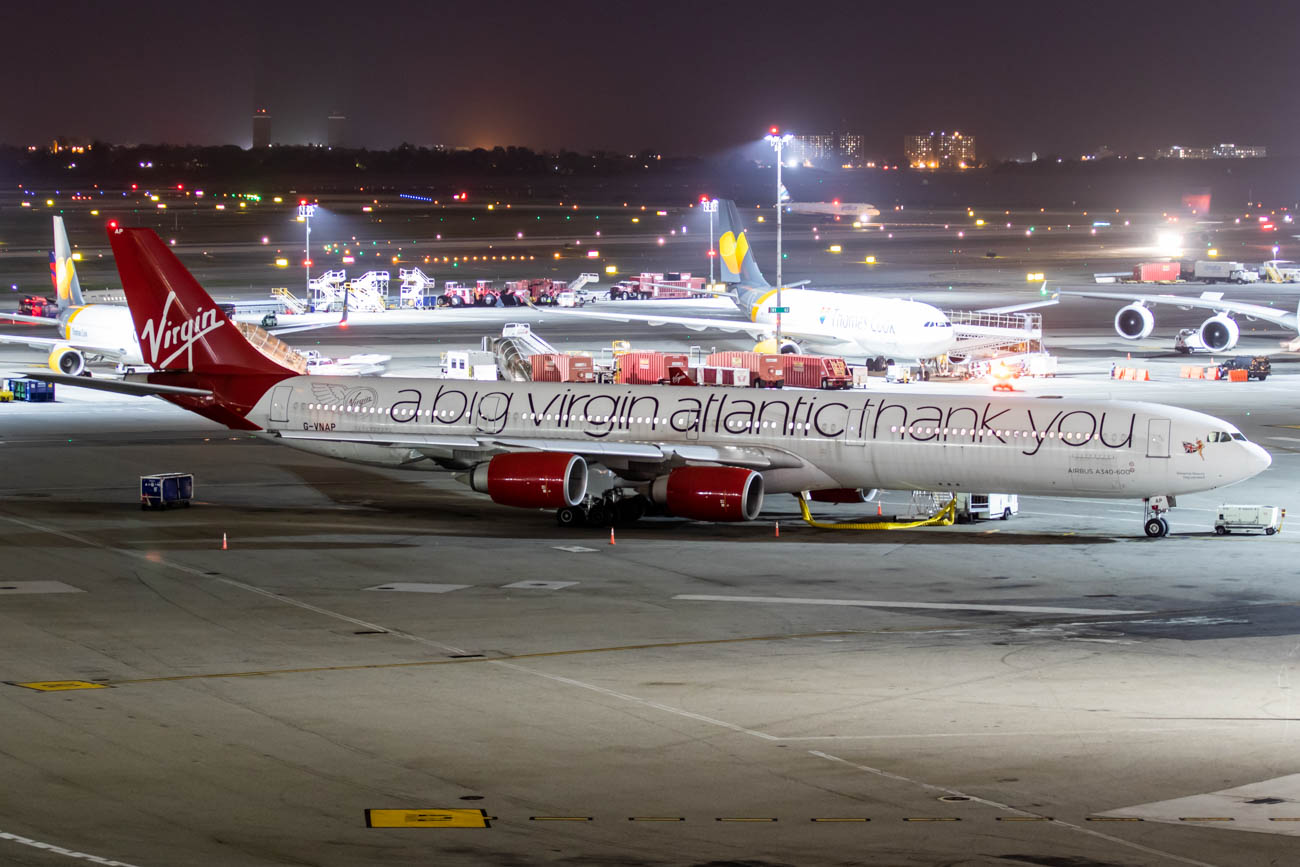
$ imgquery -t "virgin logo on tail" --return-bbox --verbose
[140,290,224,369]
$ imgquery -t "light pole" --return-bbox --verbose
[764,127,793,342]
[297,201,316,294]
[701,197,718,283]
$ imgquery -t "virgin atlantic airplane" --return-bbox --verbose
[33,225,1272,538]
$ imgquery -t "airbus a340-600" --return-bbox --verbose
[34,224,1271,538]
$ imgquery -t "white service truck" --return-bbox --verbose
[1193,260,1258,284]
[1214,505,1284,535]
[955,493,1019,523]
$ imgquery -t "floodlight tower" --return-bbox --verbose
[297,201,316,292]
[700,197,719,283]
[764,127,794,340]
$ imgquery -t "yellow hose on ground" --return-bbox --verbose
[795,494,957,530]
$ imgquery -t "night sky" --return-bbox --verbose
[5,0,1297,159]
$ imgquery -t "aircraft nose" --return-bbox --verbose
[1244,442,1272,477]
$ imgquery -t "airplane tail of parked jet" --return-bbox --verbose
[51,216,85,311]
[108,224,296,377]
[715,200,772,314]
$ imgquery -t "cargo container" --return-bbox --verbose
[530,353,595,382]
[6,378,55,402]
[1132,262,1181,282]
[693,365,751,387]
[616,351,690,384]
[705,351,785,387]
[140,473,193,510]
[776,355,853,389]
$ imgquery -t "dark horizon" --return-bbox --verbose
[5,0,1298,159]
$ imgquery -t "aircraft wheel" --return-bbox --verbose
[1144,518,1166,538]
[556,506,586,528]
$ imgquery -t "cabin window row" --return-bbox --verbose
[889,425,1097,441]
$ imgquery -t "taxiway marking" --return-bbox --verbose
[674,594,1149,616]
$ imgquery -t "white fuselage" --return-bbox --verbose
[746,288,955,359]
[246,378,1270,499]
[61,304,144,364]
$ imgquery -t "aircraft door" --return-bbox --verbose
[269,385,292,424]
[1146,418,1171,458]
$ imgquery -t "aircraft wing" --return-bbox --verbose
[534,307,774,340]
[23,371,214,397]
[1060,290,1299,331]
[0,312,60,326]
[0,332,129,358]
[275,429,805,470]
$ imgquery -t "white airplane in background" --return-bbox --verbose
[1060,287,1300,353]
[0,217,368,375]
[33,223,1271,538]
[0,216,143,374]
[545,200,1038,363]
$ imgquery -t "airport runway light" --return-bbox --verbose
[700,197,719,283]
[298,202,316,291]
[765,128,794,339]
[1155,230,1182,257]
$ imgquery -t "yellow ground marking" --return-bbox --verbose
[1179,817,1234,822]
[716,817,777,822]
[365,809,489,828]
[903,817,961,822]
[11,681,106,692]
[529,816,591,822]
[65,630,866,688]
[997,816,1052,821]
[628,817,684,822]
[810,817,870,822]
[1087,816,1143,822]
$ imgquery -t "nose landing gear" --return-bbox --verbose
[1142,495,1175,537]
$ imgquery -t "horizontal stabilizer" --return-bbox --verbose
[24,371,214,397]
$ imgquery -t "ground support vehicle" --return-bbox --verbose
[1214,505,1283,535]
[140,473,194,510]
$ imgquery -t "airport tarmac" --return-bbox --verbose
[2,325,1299,867]
[3,198,1300,866]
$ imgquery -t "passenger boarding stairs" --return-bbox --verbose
[398,268,435,307]
[309,270,349,312]
[271,287,308,315]
[346,271,391,312]
[567,272,599,294]
[482,323,562,381]
[945,310,1043,358]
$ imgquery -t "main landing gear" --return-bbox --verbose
[1143,495,1175,538]
[556,490,650,528]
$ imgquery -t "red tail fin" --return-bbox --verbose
[108,225,294,375]
[668,365,696,386]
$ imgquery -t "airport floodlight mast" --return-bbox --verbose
[297,201,316,292]
[700,196,719,283]
[765,127,794,341]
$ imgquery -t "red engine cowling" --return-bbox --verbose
[649,466,764,522]
[468,453,587,508]
[808,487,878,504]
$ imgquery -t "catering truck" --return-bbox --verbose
[1191,261,1258,284]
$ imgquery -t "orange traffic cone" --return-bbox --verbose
[774,521,780,537]
[877,501,883,516]
[221,532,227,550]
[609,527,616,546]
[1126,352,1131,360]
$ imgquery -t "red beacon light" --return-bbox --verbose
[769,126,779,135]
[107,220,119,229]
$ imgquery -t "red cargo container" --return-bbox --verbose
[777,355,852,389]
[530,353,595,382]
[616,351,690,384]
[1133,262,1181,282]
[705,351,784,387]
[693,366,751,387]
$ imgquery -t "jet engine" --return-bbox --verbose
[648,466,764,522]
[808,487,879,504]
[778,340,803,355]
[48,345,86,376]
[1199,314,1239,352]
[465,452,587,509]
[1114,303,1154,340]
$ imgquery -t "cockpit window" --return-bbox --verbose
[1208,431,1233,443]
[1231,432,1247,441]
